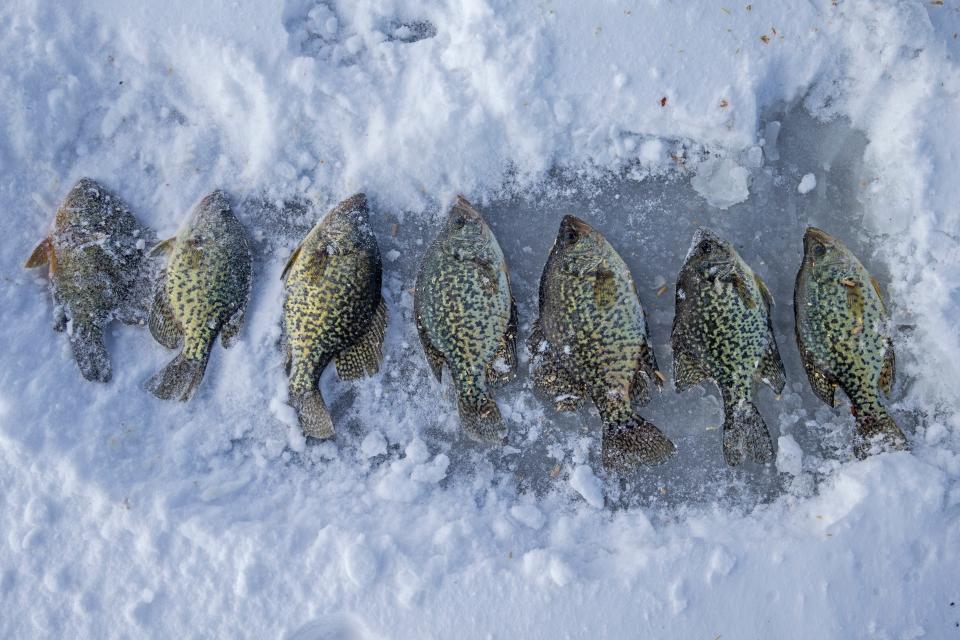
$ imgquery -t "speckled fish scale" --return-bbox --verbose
[672,228,785,466]
[145,190,252,402]
[795,226,908,457]
[529,214,674,472]
[25,177,152,383]
[415,196,516,444]
[282,193,386,439]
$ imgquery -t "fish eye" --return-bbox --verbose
[813,243,826,257]
[562,227,579,245]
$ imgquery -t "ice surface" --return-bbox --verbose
[2,0,960,638]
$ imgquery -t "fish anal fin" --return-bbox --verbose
[488,297,518,386]
[220,303,247,349]
[148,272,182,350]
[757,337,786,394]
[528,320,585,412]
[416,311,445,382]
[673,347,708,393]
[879,340,895,396]
[336,296,388,380]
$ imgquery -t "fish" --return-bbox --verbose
[529,215,674,471]
[415,196,517,443]
[671,229,785,466]
[281,193,386,439]
[795,226,908,457]
[25,178,152,382]
[145,190,252,401]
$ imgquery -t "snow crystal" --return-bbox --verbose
[798,173,817,194]
[690,157,750,210]
[569,465,603,508]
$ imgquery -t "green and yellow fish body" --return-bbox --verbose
[26,178,151,382]
[529,215,674,471]
[415,196,516,444]
[146,190,251,401]
[672,229,785,466]
[795,227,908,456]
[282,193,386,439]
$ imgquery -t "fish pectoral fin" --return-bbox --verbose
[336,296,388,380]
[148,271,182,350]
[149,236,176,257]
[672,347,707,393]
[757,337,786,395]
[754,272,774,310]
[799,347,838,407]
[280,243,303,281]
[416,311,446,382]
[731,273,756,309]
[879,339,896,396]
[25,237,57,273]
[487,297,519,387]
[592,268,618,309]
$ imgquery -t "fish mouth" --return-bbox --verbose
[332,193,369,219]
[560,214,595,235]
[804,226,836,245]
[451,195,482,221]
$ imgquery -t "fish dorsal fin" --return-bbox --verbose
[149,236,177,257]
[754,272,774,311]
[593,268,618,308]
[25,237,56,273]
[280,243,303,281]
[672,347,708,393]
[870,275,887,313]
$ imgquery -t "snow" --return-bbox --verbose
[3,0,960,638]
[798,172,817,194]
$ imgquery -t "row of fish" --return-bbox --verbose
[26,179,909,471]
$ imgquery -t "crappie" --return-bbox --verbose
[671,229,785,466]
[795,227,908,457]
[145,191,251,401]
[25,178,151,382]
[529,215,674,471]
[415,196,517,443]
[281,194,386,439]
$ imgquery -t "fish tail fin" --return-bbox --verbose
[290,387,334,440]
[145,350,209,402]
[602,413,676,471]
[854,406,909,458]
[71,321,112,383]
[457,389,507,444]
[722,400,774,466]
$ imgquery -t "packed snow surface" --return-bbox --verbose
[2,0,960,638]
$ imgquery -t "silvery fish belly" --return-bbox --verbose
[671,229,785,466]
[795,227,908,457]
[145,190,252,402]
[415,196,516,444]
[281,193,386,439]
[528,215,674,472]
[25,178,152,383]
